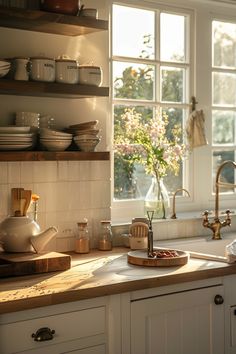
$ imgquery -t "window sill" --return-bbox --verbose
[112,209,236,246]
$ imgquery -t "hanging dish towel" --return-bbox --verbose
[186,109,208,149]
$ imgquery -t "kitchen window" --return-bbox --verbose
[212,19,236,190]
[111,2,192,221]
[111,0,236,223]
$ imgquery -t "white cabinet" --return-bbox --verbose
[224,274,236,354]
[129,284,224,354]
[0,297,108,354]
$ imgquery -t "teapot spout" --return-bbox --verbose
[30,226,58,253]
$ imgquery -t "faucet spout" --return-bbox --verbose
[203,160,236,239]
[170,188,190,219]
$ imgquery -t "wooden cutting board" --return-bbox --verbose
[127,249,189,267]
[0,252,71,278]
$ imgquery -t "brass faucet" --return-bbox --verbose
[170,188,190,219]
[203,160,236,239]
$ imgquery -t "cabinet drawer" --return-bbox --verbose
[0,306,105,354]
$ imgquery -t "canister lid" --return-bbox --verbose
[30,56,55,61]
[55,59,78,63]
[78,65,101,70]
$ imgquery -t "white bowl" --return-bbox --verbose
[73,137,100,152]
[69,120,98,130]
[74,134,100,141]
[40,128,72,138]
[40,139,72,151]
[75,129,100,136]
[0,67,10,78]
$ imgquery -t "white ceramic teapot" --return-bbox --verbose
[0,216,58,253]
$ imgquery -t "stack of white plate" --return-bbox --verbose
[0,60,11,78]
[39,128,73,151]
[0,126,34,151]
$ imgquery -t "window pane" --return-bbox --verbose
[213,150,235,192]
[161,67,184,102]
[114,106,185,200]
[163,108,185,193]
[113,61,154,100]
[114,105,154,200]
[112,5,155,59]
[213,72,236,106]
[212,110,235,145]
[213,20,236,68]
[161,13,186,62]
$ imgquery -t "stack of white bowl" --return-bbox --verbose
[0,126,34,151]
[40,128,73,151]
[66,121,101,152]
[0,60,11,78]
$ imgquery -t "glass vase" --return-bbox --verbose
[144,176,170,219]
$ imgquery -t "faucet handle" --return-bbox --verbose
[225,209,231,221]
[202,210,209,220]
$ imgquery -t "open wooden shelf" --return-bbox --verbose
[0,151,110,161]
[0,79,109,98]
[0,6,108,36]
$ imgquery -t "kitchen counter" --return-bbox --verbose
[1,247,236,315]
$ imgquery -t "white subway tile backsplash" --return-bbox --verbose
[20,162,34,183]
[33,161,57,182]
[0,184,10,216]
[0,159,111,252]
[67,161,80,181]
[79,161,92,180]
[8,162,21,183]
[55,182,70,212]
[0,163,8,183]
[57,161,69,181]
[91,161,110,181]
[79,181,92,209]
[91,180,110,208]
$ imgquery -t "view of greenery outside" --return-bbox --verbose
[113,6,187,200]
[212,21,236,191]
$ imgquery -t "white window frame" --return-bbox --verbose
[109,0,236,223]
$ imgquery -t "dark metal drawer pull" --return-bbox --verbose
[32,327,55,341]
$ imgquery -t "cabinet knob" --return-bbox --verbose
[32,327,55,341]
[214,294,224,305]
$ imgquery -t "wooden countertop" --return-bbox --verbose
[1,247,236,315]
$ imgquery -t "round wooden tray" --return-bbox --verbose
[127,248,189,267]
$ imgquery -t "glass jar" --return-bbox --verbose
[98,220,112,251]
[75,221,90,254]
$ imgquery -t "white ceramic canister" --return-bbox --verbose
[55,59,79,84]
[30,57,55,82]
[78,65,102,86]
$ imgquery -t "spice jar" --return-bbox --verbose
[98,220,112,251]
[75,221,90,254]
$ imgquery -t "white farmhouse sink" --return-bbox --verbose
[156,233,236,263]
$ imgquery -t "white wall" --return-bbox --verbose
[0,1,111,251]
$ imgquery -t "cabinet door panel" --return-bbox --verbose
[131,286,224,354]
